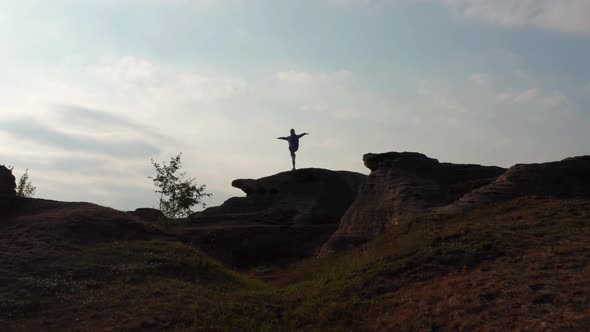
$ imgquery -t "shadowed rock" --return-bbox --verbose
[439,155,590,214]
[0,165,17,214]
[1,198,163,247]
[176,168,366,267]
[320,152,506,255]
[127,208,166,224]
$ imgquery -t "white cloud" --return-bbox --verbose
[275,70,314,84]
[327,0,373,7]
[0,56,253,210]
[0,57,380,210]
[89,57,156,84]
[142,0,243,8]
[409,72,587,167]
[439,70,570,112]
[0,52,585,211]
[540,92,568,109]
[497,88,567,109]
[495,92,513,103]
[512,69,530,81]
[272,69,365,120]
[443,0,590,33]
[275,69,352,85]
[512,88,541,104]
[88,56,247,105]
[301,104,361,120]
[418,79,467,113]
[332,108,362,120]
[470,73,491,86]
[301,103,329,113]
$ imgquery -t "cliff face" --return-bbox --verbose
[320,152,506,255]
[175,168,366,267]
[439,155,590,213]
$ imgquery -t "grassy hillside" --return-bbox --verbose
[271,197,590,331]
[1,197,589,331]
[1,240,276,331]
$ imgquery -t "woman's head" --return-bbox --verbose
[290,129,295,135]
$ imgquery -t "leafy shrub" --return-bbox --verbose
[149,153,211,221]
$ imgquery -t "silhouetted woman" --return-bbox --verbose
[277,129,309,171]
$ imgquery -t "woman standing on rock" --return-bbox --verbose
[277,129,309,171]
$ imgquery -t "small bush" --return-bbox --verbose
[149,153,211,221]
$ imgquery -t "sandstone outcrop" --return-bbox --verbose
[0,165,17,213]
[320,152,506,255]
[175,168,366,267]
[440,155,590,213]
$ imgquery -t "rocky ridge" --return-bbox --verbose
[439,155,590,214]
[322,152,590,255]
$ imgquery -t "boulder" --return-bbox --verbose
[320,152,506,255]
[175,168,366,267]
[127,208,166,224]
[0,165,17,213]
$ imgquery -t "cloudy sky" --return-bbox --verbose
[1,0,589,210]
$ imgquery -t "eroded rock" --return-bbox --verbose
[320,152,506,255]
[440,155,590,213]
[176,168,366,267]
[0,165,17,214]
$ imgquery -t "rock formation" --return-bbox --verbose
[320,152,506,255]
[0,165,17,214]
[175,168,366,267]
[127,208,166,224]
[440,155,590,213]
